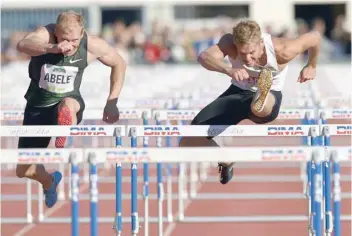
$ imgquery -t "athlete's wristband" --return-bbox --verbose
[107,98,118,105]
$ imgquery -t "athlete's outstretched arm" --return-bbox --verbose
[275,31,321,82]
[275,31,321,67]
[87,34,127,102]
[197,33,237,76]
[16,24,57,56]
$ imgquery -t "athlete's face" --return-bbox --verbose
[55,24,83,56]
[236,40,264,67]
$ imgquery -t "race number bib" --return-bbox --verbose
[39,64,78,94]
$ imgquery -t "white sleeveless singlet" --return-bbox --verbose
[229,33,288,92]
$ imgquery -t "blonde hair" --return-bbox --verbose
[233,20,262,44]
[56,11,85,31]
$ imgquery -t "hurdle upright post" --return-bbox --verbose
[303,111,312,145]
[142,111,150,236]
[89,152,99,236]
[165,120,174,223]
[319,111,327,125]
[302,111,311,196]
[322,126,333,236]
[26,179,33,223]
[307,125,314,236]
[312,147,323,236]
[129,127,140,236]
[113,127,123,236]
[331,150,341,236]
[155,112,164,236]
[163,114,174,223]
[318,111,327,146]
[308,126,320,235]
[70,152,80,236]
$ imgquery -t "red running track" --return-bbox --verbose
[1,118,351,236]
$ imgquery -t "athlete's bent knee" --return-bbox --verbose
[250,92,275,117]
[16,164,30,178]
[249,111,279,124]
[60,97,80,113]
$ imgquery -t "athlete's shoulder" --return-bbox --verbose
[271,34,310,64]
[86,32,114,58]
[30,23,56,36]
[217,33,237,58]
[44,23,56,33]
[86,33,108,51]
[20,23,56,45]
[269,36,289,59]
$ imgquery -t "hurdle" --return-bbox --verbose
[0,108,152,225]
[317,108,351,236]
[0,107,315,225]
[152,108,316,203]
[317,108,352,123]
[1,124,351,236]
[1,121,350,236]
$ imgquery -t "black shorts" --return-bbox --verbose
[18,96,85,148]
[191,84,282,138]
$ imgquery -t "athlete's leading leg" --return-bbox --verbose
[250,68,277,117]
[55,97,81,148]
[249,83,282,124]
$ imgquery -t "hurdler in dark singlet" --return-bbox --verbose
[19,32,88,148]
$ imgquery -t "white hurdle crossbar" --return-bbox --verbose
[0,145,351,236]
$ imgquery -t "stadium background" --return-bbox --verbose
[1,0,351,235]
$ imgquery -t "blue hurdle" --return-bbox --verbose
[318,108,351,236]
[1,111,350,236]
[112,111,150,236]
[70,152,80,236]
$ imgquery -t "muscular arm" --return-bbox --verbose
[16,24,57,56]
[197,33,237,76]
[87,34,127,101]
[274,31,321,67]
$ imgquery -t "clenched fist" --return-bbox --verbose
[226,68,249,81]
[48,40,73,55]
[103,99,120,124]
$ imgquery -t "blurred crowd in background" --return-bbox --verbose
[1,15,351,65]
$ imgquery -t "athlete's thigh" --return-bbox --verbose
[18,104,55,148]
[191,85,251,126]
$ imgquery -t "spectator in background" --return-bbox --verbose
[331,15,351,58]
[128,22,146,64]
[311,17,335,62]
[115,31,131,64]
[295,19,310,60]
[192,28,216,58]
[277,27,295,38]
[296,19,309,36]
[2,32,30,64]
[169,27,187,63]
[2,14,351,66]
[144,39,162,64]
[143,20,163,64]
[264,24,274,35]
[112,20,126,45]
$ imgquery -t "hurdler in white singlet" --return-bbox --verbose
[229,33,288,92]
